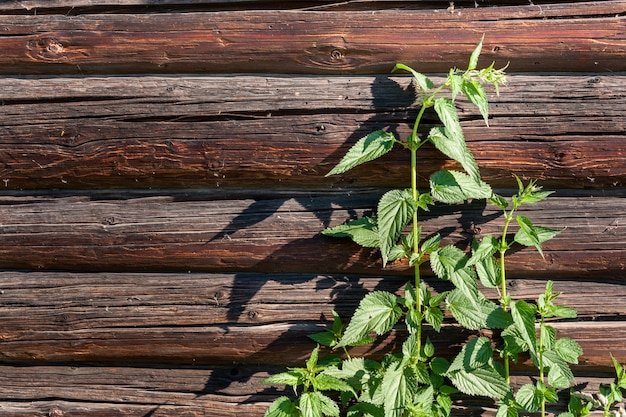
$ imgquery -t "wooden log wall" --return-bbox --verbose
[0,0,625,415]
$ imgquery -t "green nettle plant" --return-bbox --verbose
[262,38,625,417]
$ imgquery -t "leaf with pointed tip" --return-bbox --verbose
[430,170,492,203]
[337,291,402,347]
[322,217,379,248]
[428,126,480,181]
[264,396,298,417]
[393,63,434,91]
[299,391,340,417]
[468,35,485,70]
[448,366,511,399]
[510,300,538,357]
[462,78,490,126]
[378,189,417,266]
[514,215,561,258]
[326,130,396,176]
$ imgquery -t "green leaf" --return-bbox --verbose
[378,189,417,266]
[510,300,538,357]
[379,362,418,417]
[347,402,384,417]
[544,350,575,388]
[548,305,578,319]
[462,79,490,126]
[299,391,340,417]
[475,254,501,289]
[261,370,305,387]
[554,338,583,364]
[446,288,511,330]
[313,373,355,393]
[421,233,442,254]
[514,215,561,258]
[468,35,484,71]
[322,217,379,248]
[515,384,541,413]
[490,193,509,209]
[326,130,396,176]
[308,331,337,348]
[468,235,499,266]
[264,396,298,417]
[434,98,464,149]
[393,63,435,91]
[449,337,494,371]
[430,244,469,281]
[431,357,450,376]
[540,324,557,351]
[337,291,402,347]
[430,170,492,203]
[428,126,480,182]
[448,366,511,399]
[424,306,444,332]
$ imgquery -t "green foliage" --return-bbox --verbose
[262,37,620,417]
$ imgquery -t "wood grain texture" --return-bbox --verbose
[0,364,614,417]
[0,271,623,367]
[0,192,623,277]
[1,74,625,189]
[0,2,624,74]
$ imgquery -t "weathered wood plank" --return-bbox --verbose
[0,3,624,74]
[1,74,625,189]
[0,192,623,277]
[0,271,623,367]
[0,364,614,417]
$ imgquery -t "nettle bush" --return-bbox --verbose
[262,38,626,417]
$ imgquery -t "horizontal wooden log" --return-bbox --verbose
[0,191,623,277]
[1,74,625,189]
[0,3,624,74]
[0,271,623,367]
[0,364,616,417]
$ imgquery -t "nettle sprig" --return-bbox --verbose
[263,37,511,417]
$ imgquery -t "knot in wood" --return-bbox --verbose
[330,49,344,61]
[28,37,68,62]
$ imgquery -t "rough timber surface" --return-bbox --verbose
[0,1,625,416]
[0,2,624,74]
[0,74,625,190]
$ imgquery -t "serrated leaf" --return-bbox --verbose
[428,126,481,182]
[424,306,444,332]
[430,244,469,280]
[261,370,305,387]
[446,288,511,330]
[448,70,463,100]
[421,233,441,254]
[510,300,538,357]
[308,331,337,348]
[264,396,298,417]
[347,402,384,417]
[490,193,509,209]
[393,63,435,91]
[378,189,417,266]
[448,366,511,399]
[515,384,541,413]
[430,170,492,203]
[326,130,396,176]
[548,304,578,319]
[554,338,583,364]
[434,98,464,148]
[312,373,355,393]
[299,391,340,417]
[468,35,484,71]
[322,217,379,248]
[541,324,557,351]
[380,362,418,417]
[544,350,575,388]
[514,216,561,258]
[462,79,490,126]
[449,337,494,371]
[337,291,402,347]
[475,254,501,289]
[468,235,499,266]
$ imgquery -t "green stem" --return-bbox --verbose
[499,210,514,384]
[539,317,546,417]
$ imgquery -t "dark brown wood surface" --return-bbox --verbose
[0,2,624,74]
[1,74,625,189]
[0,1,625,416]
[0,192,623,277]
